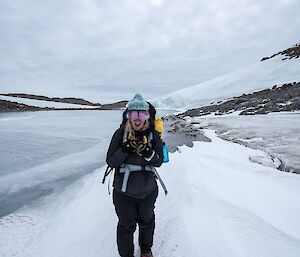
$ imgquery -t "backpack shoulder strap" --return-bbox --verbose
[148,131,154,143]
[102,166,114,184]
[102,166,115,195]
[123,130,127,143]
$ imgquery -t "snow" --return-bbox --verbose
[151,56,300,109]
[189,111,300,173]
[0,95,99,108]
[1,110,300,257]
[156,131,300,256]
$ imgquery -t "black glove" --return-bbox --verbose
[122,139,138,153]
[136,143,153,158]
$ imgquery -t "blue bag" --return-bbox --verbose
[162,142,169,163]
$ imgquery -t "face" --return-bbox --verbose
[128,110,148,131]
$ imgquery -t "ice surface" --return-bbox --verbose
[0,110,123,217]
[190,112,300,173]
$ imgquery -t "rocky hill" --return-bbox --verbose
[100,101,128,109]
[179,82,300,118]
[0,94,128,112]
[0,93,102,106]
[261,43,300,61]
[0,100,44,112]
[152,42,300,110]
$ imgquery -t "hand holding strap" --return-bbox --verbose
[122,139,138,153]
[136,143,153,158]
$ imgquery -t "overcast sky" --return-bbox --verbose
[0,0,299,102]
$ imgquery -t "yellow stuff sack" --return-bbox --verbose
[154,117,164,135]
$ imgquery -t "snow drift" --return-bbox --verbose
[151,55,300,109]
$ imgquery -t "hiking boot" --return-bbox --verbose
[141,251,153,257]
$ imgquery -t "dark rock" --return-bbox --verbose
[234,98,247,104]
[0,93,129,110]
[178,82,300,118]
[261,57,269,61]
[0,100,43,112]
[261,43,300,61]
[1,93,102,106]
[0,93,128,112]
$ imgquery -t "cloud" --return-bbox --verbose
[0,0,299,101]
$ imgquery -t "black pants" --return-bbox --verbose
[113,187,158,257]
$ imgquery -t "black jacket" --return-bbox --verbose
[106,126,163,199]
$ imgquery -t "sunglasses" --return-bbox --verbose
[128,110,149,121]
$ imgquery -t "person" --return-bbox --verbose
[106,93,164,257]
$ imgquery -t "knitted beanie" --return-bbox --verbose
[127,93,149,111]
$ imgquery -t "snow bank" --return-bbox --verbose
[155,130,300,256]
[151,56,300,109]
[192,111,300,173]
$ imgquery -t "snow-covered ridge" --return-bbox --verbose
[151,54,300,110]
[1,93,101,106]
[0,95,100,109]
[0,95,128,112]
[179,82,300,117]
[261,43,300,61]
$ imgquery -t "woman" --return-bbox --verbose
[106,94,164,257]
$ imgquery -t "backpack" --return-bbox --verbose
[152,117,169,163]
[102,103,169,195]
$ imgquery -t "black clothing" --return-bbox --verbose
[106,119,163,257]
[106,127,163,199]
[122,138,139,154]
[136,143,152,158]
[113,187,158,257]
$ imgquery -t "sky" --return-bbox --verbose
[0,0,300,102]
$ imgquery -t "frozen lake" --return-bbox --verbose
[0,109,174,217]
[193,112,300,173]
